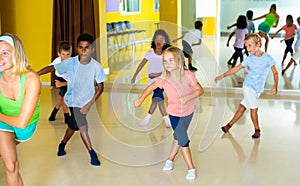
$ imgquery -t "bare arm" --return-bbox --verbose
[80,82,104,114]
[37,65,54,76]
[271,27,283,39]
[131,58,148,83]
[192,39,202,46]
[55,80,68,87]
[270,65,278,94]
[227,23,237,30]
[134,82,158,108]
[149,72,162,79]
[214,64,243,83]
[227,32,235,47]
[179,82,204,104]
[172,35,184,43]
[0,71,41,128]
[252,14,267,21]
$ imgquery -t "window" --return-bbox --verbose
[120,0,140,14]
[154,0,159,12]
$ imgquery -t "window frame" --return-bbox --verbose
[120,0,141,15]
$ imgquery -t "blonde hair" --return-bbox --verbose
[1,33,29,74]
[245,33,262,47]
[161,46,186,81]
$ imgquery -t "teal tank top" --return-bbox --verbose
[0,73,40,125]
[264,13,277,28]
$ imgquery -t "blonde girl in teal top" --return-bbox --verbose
[253,4,280,52]
[0,33,41,186]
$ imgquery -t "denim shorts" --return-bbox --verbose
[169,113,194,147]
[0,120,38,142]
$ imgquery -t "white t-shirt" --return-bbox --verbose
[50,57,67,80]
[183,29,202,46]
[144,50,163,85]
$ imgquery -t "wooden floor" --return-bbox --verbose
[1,36,300,186]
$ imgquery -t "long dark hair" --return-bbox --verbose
[151,29,171,51]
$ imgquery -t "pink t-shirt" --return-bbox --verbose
[155,70,199,117]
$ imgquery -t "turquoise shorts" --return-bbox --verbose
[0,120,38,142]
[258,22,271,34]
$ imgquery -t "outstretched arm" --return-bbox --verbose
[252,14,267,21]
[227,23,237,30]
[0,71,41,128]
[37,65,54,76]
[214,64,243,83]
[131,58,148,83]
[271,27,283,39]
[134,82,158,108]
[192,39,202,46]
[172,35,184,43]
[270,65,278,94]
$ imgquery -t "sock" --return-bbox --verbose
[163,115,171,127]
[48,107,59,121]
[89,149,101,166]
[64,113,70,124]
[57,141,66,156]
[143,113,152,121]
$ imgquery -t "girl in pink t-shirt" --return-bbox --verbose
[134,47,204,180]
[271,15,297,66]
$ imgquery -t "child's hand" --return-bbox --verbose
[270,86,278,95]
[134,100,141,108]
[280,39,284,43]
[172,39,176,43]
[178,97,188,105]
[226,43,229,47]
[214,75,223,83]
[80,104,91,114]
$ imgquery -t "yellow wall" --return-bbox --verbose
[0,0,53,83]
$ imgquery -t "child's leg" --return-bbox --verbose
[188,53,197,71]
[250,108,260,138]
[281,52,287,66]
[258,31,268,52]
[222,104,246,132]
[282,58,296,75]
[57,127,74,156]
[0,131,23,186]
[157,101,171,127]
[79,125,101,166]
[167,140,180,161]
[181,147,195,169]
[79,125,92,151]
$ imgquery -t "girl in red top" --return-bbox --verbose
[271,15,297,66]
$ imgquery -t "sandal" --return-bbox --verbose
[252,129,260,139]
[221,124,231,133]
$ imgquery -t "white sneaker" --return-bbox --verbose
[186,169,196,180]
[140,114,152,126]
[162,160,173,171]
[140,118,150,126]
[163,116,171,128]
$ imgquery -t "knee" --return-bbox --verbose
[238,105,246,112]
[5,160,19,175]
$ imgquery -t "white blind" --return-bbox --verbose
[196,0,216,18]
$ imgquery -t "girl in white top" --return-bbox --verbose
[131,29,172,127]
